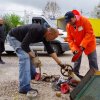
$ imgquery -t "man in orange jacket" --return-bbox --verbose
[64,10,98,77]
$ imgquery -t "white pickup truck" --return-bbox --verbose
[5,15,69,55]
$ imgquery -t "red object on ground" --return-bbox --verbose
[61,83,70,94]
[35,73,41,81]
[71,50,82,62]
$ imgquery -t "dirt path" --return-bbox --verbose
[0,45,100,100]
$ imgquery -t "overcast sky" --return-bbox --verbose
[0,0,100,17]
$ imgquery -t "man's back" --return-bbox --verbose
[9,24,47,42]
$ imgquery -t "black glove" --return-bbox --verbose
[73,50,79,55]
[58,63,66,69]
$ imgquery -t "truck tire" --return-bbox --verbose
[51,44,62,55]
[61,51,65,54]
[6,51,14,55]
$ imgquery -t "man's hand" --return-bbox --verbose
[73,46,85,55]
[73,50,79,55]
[31,57,42,68]
[28,51,36,58]
[58,63,66,68]
[80,46,85,51]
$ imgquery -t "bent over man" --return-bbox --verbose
[7,24,65,95]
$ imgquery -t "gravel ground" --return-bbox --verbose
[0,44,100,100]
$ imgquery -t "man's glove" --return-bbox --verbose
[73,46,85,55]
[31,57,42,68]
[73,50,79,55]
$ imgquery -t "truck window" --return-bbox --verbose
[32,17,51,28]
[32,19,41,24]
[42,18,50,28]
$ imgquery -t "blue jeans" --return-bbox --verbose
[7,34,36,92]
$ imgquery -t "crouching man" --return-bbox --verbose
[7,24,65,95]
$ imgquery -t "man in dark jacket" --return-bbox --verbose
[0,18,5,64]
[7,24,65,95]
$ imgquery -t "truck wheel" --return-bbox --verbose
[6,51,14,55]
[51,44,61,55]
[61,51,65,54]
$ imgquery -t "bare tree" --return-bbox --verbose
[42,1,61,19]
[92,2,100,18]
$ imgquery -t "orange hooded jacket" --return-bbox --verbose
[65,10,96,55]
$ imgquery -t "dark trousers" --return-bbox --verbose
[0,41,5,61]
[73,50,98,74]
[0,53,1,60]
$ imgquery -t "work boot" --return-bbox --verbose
[0,59,5,64]
[27,88,38,98]
[19,88,38,95]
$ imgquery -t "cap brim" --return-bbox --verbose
[65,19,70,23]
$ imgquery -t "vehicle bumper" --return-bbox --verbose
[5,43,14,51]
[60,43,70,52]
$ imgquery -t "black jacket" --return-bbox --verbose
[0,25,5,53]
[9,24,54,54]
